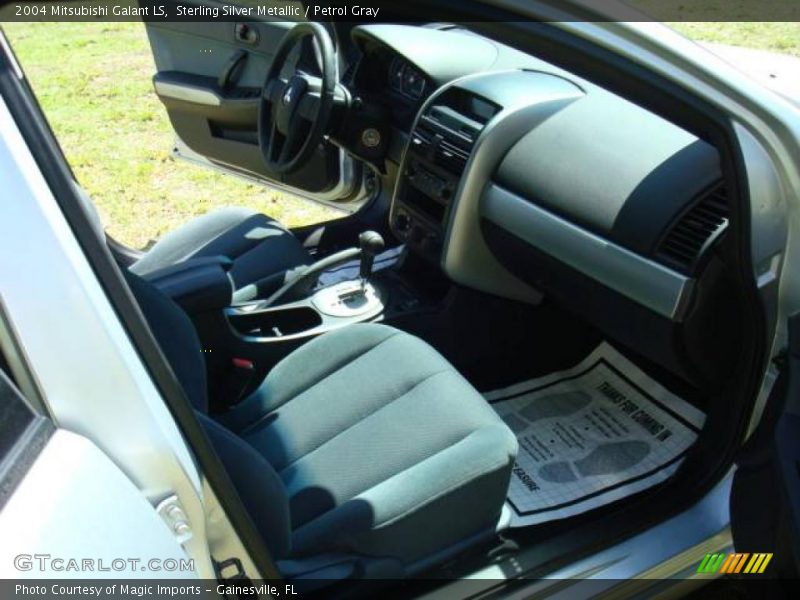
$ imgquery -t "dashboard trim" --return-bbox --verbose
[438,70,585,304]
[482,183,694,320]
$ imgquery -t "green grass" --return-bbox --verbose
[667,22,800,56]
[2,22,337,249]
[627,2,800,56]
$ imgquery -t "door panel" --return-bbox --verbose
[0,364,197,579]
[730,314,800,579]
[144,15,359,200]
[0,430,199,579]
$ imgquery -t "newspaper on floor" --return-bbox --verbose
[486,343,705,527]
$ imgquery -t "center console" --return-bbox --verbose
[186,231,398,408]
[226,280,385,343]
[224,231,388,345]
[390,88,500,262]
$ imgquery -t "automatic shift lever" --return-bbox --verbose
[358,231,385,288]
[251,230,386,308]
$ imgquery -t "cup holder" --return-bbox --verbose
[229,306,323,339]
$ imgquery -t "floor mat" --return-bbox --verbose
[486,343,705,527]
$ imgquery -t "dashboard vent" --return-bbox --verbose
[342,48,362,85]
[410,110,479,176]
[436,138,471,174]
[410,122,436,153]
[657,185,729,272]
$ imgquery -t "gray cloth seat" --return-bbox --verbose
[216,324,518,568]
[130,207,312,297]
[124,271,517,577]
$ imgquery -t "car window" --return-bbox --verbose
[2,22,337,251]
[0,334,53,513]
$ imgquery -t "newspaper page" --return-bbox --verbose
[487,343,706,527]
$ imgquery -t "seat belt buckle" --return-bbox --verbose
[232,357,254,370]
[224,357,256,405]
[216,557,255,598]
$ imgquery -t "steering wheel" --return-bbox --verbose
[258,22,337,175]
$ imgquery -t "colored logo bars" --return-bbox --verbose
[696,553,773,574]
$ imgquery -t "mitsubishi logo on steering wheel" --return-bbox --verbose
[282,87,295,105]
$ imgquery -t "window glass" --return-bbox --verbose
[3,22,337,250]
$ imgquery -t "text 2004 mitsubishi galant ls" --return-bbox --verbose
[0,2,799,597]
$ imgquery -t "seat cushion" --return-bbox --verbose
[130,207,311,293]
[218,324,518,567]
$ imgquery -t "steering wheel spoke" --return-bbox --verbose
[299,73,323,92]
[266,121,283,163]
[279,120,309,164]
[296,91,322,122]
[264,78,287,105]
[257,22,337,175]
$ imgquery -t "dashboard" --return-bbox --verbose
[348,24,733,387]
[349,48,431,131]
[351,24,503,131]
[388,57,427,102]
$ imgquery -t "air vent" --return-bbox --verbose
[409,108,478,176]
[657,185,729,272]
[342,59,360,85]
[342,48,362,85]
[410,123,436,153]
[436,138,471,174]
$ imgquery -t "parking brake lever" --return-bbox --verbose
[252,231,385,309]
[259,247,362,308]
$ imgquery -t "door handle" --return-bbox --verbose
[234,22,259,45]
[218,49,249,91]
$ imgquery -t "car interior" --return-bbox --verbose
[58,17,754,594]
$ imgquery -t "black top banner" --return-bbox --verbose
[0,0,799,23]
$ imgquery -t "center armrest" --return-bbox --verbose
[141,256,234,314]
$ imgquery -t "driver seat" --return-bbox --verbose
[129,206,313,299]
[74,183,312,299]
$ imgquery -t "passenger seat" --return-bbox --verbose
[125,270,518,579]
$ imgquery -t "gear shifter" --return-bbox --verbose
[248,230,386,308]
[358,230,385,289]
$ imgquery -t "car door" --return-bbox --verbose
[0,367,202,581]
[143,0,362,204]
[728,313,800,581]
[0,29,268,581]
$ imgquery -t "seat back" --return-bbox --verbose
[124,270,209,412]
[124,270,292,558]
